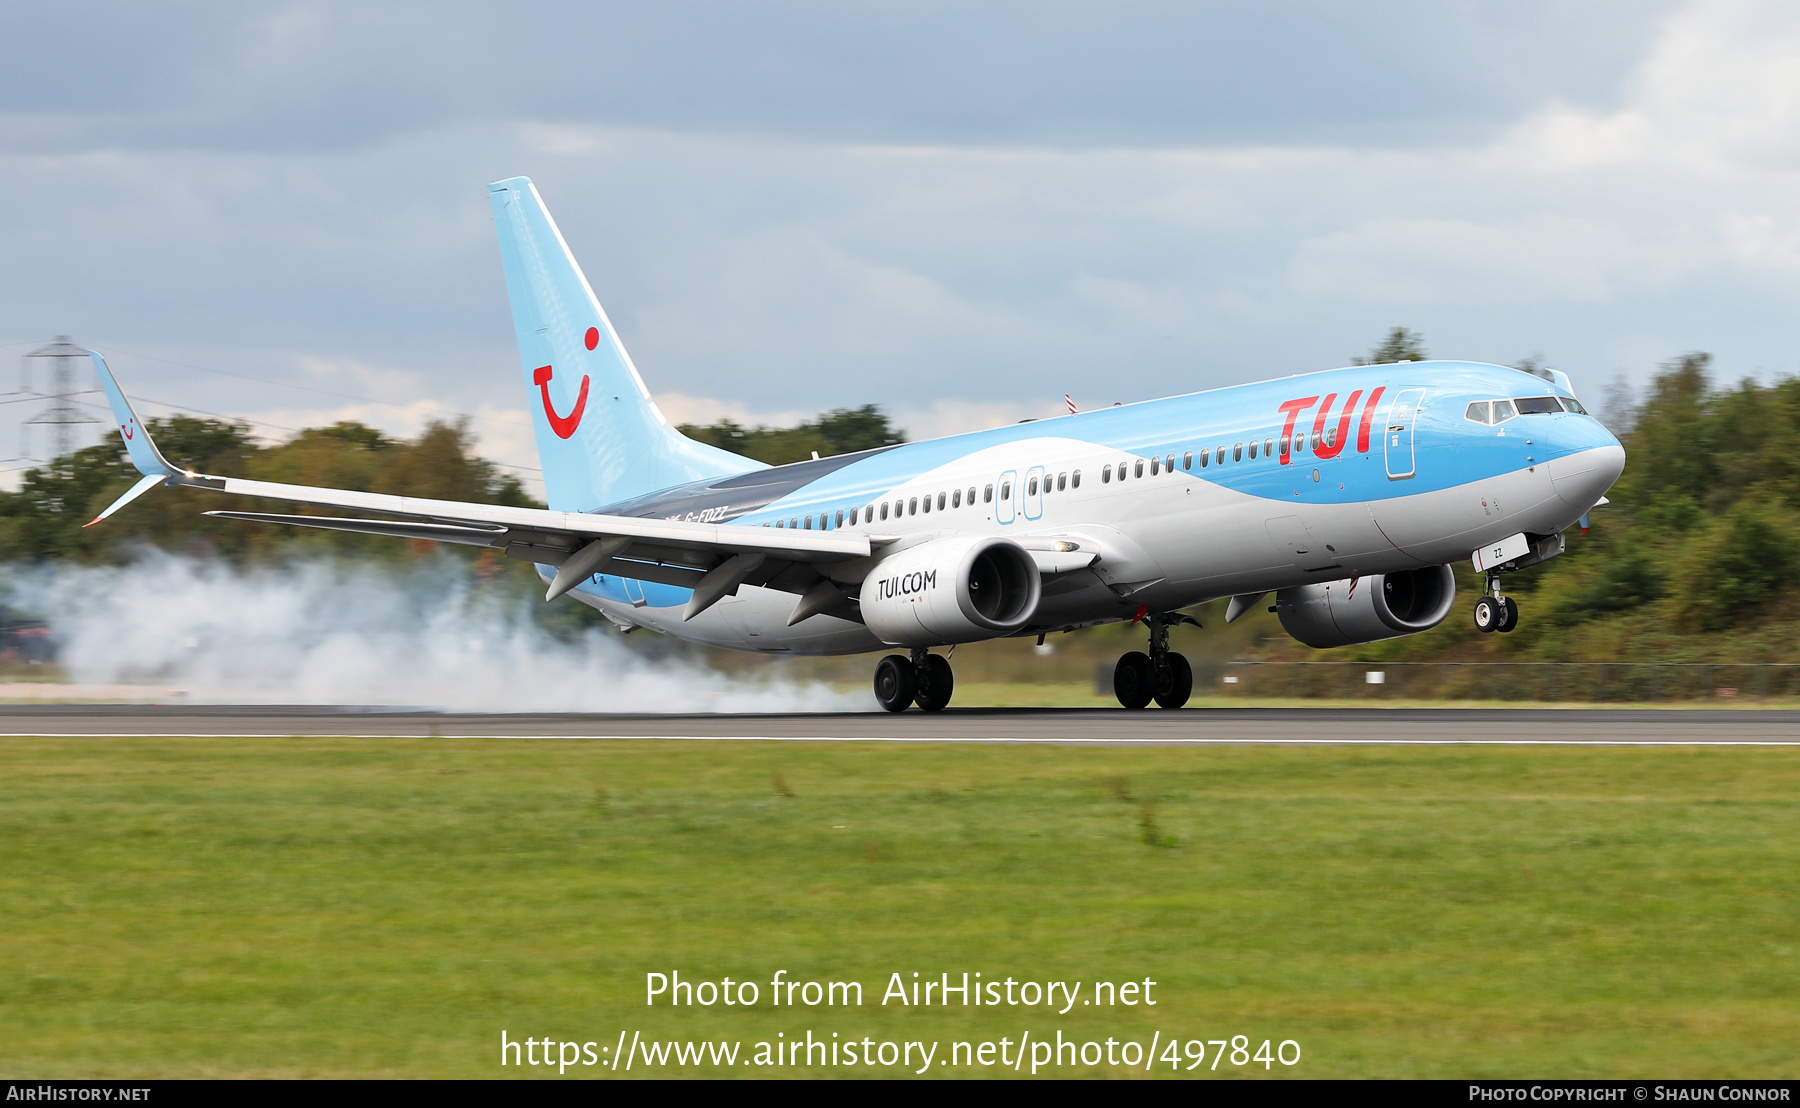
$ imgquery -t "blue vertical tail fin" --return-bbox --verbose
[488,177,761,512]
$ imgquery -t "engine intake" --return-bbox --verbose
[1275,564,1456,648]
[860,535,1041,647]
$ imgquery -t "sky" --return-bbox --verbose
[1,0,1796,492]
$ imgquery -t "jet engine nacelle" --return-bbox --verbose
[859,535,1042,647]
[1275,564,1456,648]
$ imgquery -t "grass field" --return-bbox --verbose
[2,736,1797,1078]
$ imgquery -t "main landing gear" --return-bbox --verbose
[874,647,955,713]
[1113,612,1196,710]
[1472,574,1519,634]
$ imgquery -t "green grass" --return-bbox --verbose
[2,737,1797,1078]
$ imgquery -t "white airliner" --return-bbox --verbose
[86,177,1625,712]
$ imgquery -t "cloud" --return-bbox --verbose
[1,0,1798,475]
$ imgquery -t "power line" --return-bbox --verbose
[70,395,542,475]
[102,345,533,429]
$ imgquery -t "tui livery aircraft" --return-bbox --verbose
[85,177,1625,712]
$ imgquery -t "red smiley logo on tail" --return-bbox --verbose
[121,419,135,440]
[534,365,590,439]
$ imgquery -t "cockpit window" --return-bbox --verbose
[1465,401,1491,424]
[1490,399,1518,424]
[1514,396,1563,415]
[1561,396,1589,415]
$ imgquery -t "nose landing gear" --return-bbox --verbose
[1473,575,1519,634]
[1113,612,1196,709]
[873,647,956,713]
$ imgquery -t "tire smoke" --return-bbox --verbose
[7,553,862,713]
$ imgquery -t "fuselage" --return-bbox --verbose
[557,360,1624,654]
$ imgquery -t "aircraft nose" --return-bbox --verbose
[1547,441,1625,509]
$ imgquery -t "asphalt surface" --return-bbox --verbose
[1,704,1799,743]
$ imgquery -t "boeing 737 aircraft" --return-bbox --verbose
[85,177,1625,712]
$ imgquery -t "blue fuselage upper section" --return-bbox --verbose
[602,360,1619,528]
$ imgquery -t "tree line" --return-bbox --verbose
[4,342,1793,661]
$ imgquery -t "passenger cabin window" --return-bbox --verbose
[952,489,962,508]
[1183,451,1193,470]
[1465,401,1491,424]
[1234,443,1244,462]
[909,497,918,515]
[1028,477,1039,496]
[1150,457,1160,476]
[1071,470,1081,488]
[1248,440,1258,460]
[776,519,785,528]
[791,518,799,529]
[1134,460,1144,478]
[804,516,812,529]
[985,484,994,502]
[937,492,946,510]
[1000,481,1011,500]
[1165,454,1175,471]
[1515,396,1563,415]
[880,503,889,520]
[922,495,931,513]
[848,508,857,525]
[1102,466,1112,483]
[1117,462,1127,480]
[1199,450,1209,468]
[1491,399,1518,423]
[1263,439,1273,457]
[1292,434,1305,455]
[968,486,977,503]
[1058,473,1067,491]
[1215,446,1225,465]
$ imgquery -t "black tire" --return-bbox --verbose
[1154,652,1193,709]
[1473,596,1498,633]
[916,654,955,712]
[1496,595,1519,633]
[1114,651,1154,709]
[873,654,915,713]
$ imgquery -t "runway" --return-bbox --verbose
[3,704,1800,744]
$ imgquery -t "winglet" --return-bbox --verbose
[87,349,179,479]
[84,349,180,526]
[84,473,166,528]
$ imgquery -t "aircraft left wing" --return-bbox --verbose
[84,350,879,620]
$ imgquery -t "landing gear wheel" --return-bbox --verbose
[1496,595,1519,633]
[1153,652,1193,710]
[873,654,915,713]
[1114,651,1154,709]
[916,654,955,712]
[1473,596,1499,633]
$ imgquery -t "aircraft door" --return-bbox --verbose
[996,470,1017,524]
[1384,388,1427,480]
[1024,465,1045,521]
